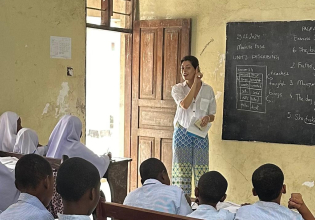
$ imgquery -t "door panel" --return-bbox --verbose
[130,19,191,190]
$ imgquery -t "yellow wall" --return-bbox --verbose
[140,0,315,211]
[0,0,86,143]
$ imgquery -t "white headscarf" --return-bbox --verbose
[46,115,109,177]
[0,112,19,152]
[0,162,20,212]
[13,128,39,155]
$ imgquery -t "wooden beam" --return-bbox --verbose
[86,23,132,33]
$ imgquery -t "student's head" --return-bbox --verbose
[181,56,199,81]
[0,111,22,134]
[140,158,170,185]
[15,154,53,207]
[252,163,286,202]
[195,171,228,206]
[57,157,101,215]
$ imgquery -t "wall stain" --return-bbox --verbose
[200,38,214,56]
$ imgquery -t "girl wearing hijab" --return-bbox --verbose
[0,111,22,152]
[46,115,110,178]
[13,128,48,156]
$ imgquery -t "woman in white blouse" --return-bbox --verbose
[171,56,216,196]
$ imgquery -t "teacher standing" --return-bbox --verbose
[171,56,216,196]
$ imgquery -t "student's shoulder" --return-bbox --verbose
[236,203,257,213]
[280,206,304,219]
[218,209,236,219]
[168,185,185,193]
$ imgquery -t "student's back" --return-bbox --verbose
[124,178,190,215]
[0,154,54,220]
[235,201,302,220]
[187,171,235,220]
[234,164,303,220]
[123,158,192,215]
[46,115,110,177]
[0,162,19,212]
[0,111,22,152]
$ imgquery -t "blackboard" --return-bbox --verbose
[223,21,315,146]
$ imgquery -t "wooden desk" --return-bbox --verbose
[0,151,61,170]
[105,157,132,204]
[0,151,131,204]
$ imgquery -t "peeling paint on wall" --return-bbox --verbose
[42,103,50,115]
[55,82,69,118]
[302,181,314,188]
[215,91,222,100]
[76,98,85,114]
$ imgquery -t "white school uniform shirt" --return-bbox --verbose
[172,81,216,128]
[123,179,193,216]
[57,214,91,220]
[0,162,20,212]
[187,204,235,220]
[0,193,53,220]
[234,201,304,220]
[13,128,40,155]
[46,115,110,177]
[0,111,19,152]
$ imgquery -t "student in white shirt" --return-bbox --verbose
[0,111,22,152]
[187,171,235,220]
[56,157,101,220]
[171,56,216,196]
[235,163,314,220]
[123,158,193,215]
[0,154,54,220]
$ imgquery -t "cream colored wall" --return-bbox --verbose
[140,0,315,212]
[0,0,86,143]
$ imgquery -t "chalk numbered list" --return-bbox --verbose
[236,65,267,113]
[223,21,315,145]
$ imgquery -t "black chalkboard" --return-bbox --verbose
[223,21,315,146]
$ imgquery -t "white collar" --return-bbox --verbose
[142,179,163,186]
[197,204,217,211]
[182,80,204,87]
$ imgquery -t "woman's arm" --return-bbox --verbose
[180,68,203,109]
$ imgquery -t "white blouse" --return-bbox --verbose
[171,81,216,128]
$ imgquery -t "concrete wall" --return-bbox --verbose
[139,0,315,211]
[0,0,86,143]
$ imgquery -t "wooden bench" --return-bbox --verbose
[96,201,199,220]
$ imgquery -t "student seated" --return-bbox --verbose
[46,115,110,178]
[0,161,20,212]
[123,158,192,215]
[13,128,48,156]
[0,111,22,152]
[187,171,235,220]
[56,157,101,219]
[235,163,314,220]
[0,154,54,220]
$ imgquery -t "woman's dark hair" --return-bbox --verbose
[181,56,199,69]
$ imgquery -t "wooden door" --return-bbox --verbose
[130,19,191,190]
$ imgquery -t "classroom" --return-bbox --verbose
[1,0,315,219]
